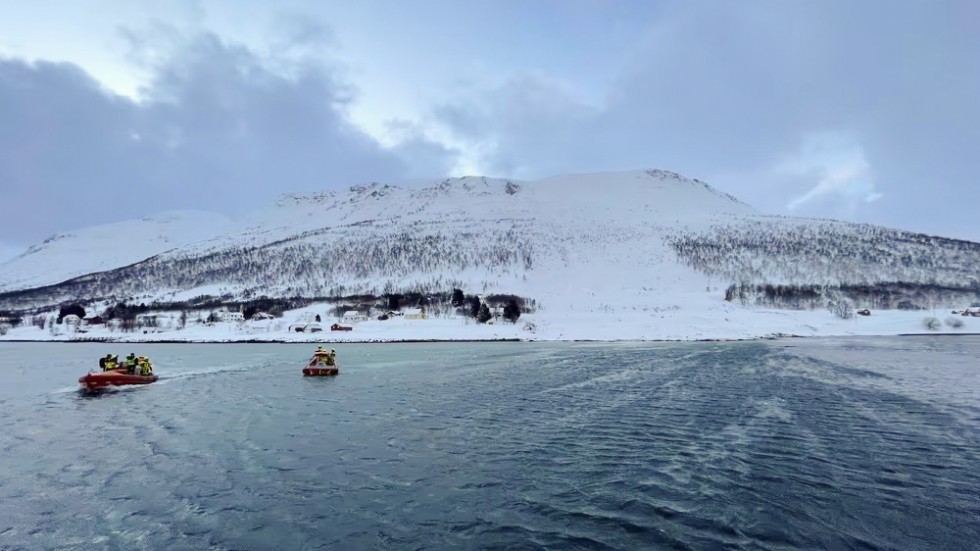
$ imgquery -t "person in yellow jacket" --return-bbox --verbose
[312,346,328,366]
[137,356,154,376]
[125,353,138,374]
[101,354,119,371]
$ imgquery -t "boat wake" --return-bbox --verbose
[52,380,145,396]
[153,363,254,385]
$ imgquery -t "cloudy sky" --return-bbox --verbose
[1,0,978,261]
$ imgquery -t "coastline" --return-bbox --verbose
[3,306,978,344]
[3,332,978,345]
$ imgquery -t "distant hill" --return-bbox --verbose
[1,169,978,317]
[0,210,233,292]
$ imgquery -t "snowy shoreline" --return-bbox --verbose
[3,333,979,345]
[0,316,980,344]
[3,296,979,345]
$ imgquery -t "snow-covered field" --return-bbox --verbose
[2,301,976,343]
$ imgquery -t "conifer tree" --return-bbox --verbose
[451,288,464,307]
[477,303,492,323]
[503,300,521,323]
[467,296,481,318]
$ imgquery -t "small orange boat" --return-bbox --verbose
[304,350,339,376]
[79,368,158,390]
[303,366,339,376]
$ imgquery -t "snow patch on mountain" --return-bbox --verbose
[0,210,234,292]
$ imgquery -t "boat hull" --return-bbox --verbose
[303,367,339,376]
[79,369,158,390]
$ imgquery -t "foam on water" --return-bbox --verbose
[153,363,254,385]
[1,338,978,550]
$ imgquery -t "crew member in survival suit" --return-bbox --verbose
[125,353,138,374]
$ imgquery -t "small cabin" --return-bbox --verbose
[403,308,427,320]
[289,322,322,333]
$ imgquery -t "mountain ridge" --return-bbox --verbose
[1,169,978,321]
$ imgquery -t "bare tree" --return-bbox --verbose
[826,293,854,320]
[923,317,941,330]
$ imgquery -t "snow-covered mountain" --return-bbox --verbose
[0,210,234,292]
[1,169,978,321]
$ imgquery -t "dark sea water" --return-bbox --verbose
[1,338,978,551]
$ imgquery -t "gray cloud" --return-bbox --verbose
[2,0,977,253]
[0,31,457,247]
[434,1,980,240]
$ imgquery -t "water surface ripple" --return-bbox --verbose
[0,338,977,550]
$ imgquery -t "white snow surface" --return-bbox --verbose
[175,169,754,254]
[0,211,234,291]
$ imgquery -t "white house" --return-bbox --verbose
[403,307,427,320]
[62,314,82,326]
[341,310,368,323]
[220,311,245,323]
[136,313,159,326]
